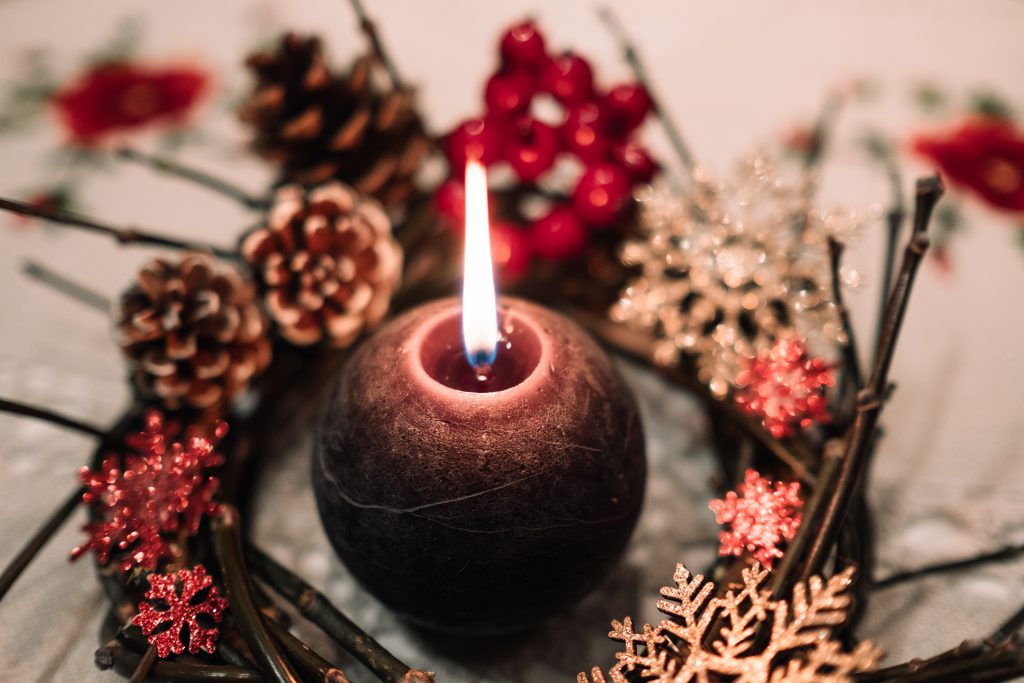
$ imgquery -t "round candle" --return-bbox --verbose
[313,296,646,634]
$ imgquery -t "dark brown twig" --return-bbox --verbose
[0,197,236,259]
[876,542,1024,589]
[128,646,157,683]
[797,176,943,583]
[0,397,105,437]
[828,237,864,411]
[595,5,696,173]
[804,92,842,171]
[114,147,268,210]
[95,637,260,681]
[857,638,1024,682]
[246,542,433,683]
[790,92,842,238]
[23,260,111,312]
[266,617,352,683]
[768,444,843,598]
[347,0,404,90]
[875,152,907,356]
[991,601,1024,644]
[213,506,301,683]
[0,485,84,602]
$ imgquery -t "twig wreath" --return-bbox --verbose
[2,3,1023,682]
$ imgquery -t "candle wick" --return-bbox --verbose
[473,362,493,383]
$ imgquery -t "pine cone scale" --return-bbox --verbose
[241,182,401,348]
[116,253,271,410]
[240,34,430,212]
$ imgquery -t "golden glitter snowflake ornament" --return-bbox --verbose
[610,155,865,397]
[579,563,882,683]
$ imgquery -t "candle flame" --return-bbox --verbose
[462,159,499,370]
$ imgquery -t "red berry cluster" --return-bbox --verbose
[437,20,657,280]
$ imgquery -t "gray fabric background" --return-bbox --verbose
[2,0,1024,680]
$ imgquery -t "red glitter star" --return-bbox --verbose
[709,469,803,568]
[733,337,835,439]
[132,564,229,658]
[71,410,228,572]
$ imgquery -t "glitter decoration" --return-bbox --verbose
[733,337,835,438]
[709,468,803,567]
[610,154,864,397]
[132,564,229,658]
[579,563,882,683]
[71,410,227,572]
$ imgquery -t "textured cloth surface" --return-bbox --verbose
[2,1,1024,681]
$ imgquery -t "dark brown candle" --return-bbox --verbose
[313,296,646,635]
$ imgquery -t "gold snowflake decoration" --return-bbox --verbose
[579,563,882,683]
[610,155,867,397]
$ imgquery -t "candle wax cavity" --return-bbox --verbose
[420,309,541,392]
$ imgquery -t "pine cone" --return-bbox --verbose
[240,33,430,212]
[116,254,272,410]
[240,182,402,348]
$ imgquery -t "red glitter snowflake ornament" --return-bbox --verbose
[710,469,803,567]
[71,410,227,572]
[132,564,229,658]
[733,337,835,438]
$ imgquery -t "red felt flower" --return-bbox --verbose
[132,564,229,658]
[52,63,207,144]
[709,469,803,568]
[912,118,1024,214]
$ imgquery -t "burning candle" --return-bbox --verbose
[314,161,646,635]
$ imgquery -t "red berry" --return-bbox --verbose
[485,70,535,119]
[435,178,465,224]
[611,142,658,182]
[491,221,532,281]
[561,102,612,164]
[603,83,653,135]
[499,21,547,71]
[540,53,594,106]
[572,163,632,228]
[506,118,559,182]
[445,117,503,171]
[528,206,587,260]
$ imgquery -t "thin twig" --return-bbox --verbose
[595,5,696,174]
[115,147,268,210]
[23,260,111,312]
[213,506,302,683]
[95,637,260,681]
[128,646,157,683]
[828,237,864,407]
[347,0,404,90]
[0,486,84,602]
[991,601,1024,643]
[876,542,1024,589]
[791,92,842,237]
[875,152,907,356]
[804,92,842,170]
[768,444,843,598]
[0,397,105,437]
[858,639,1024,683]
[797,176,943,583]
[246,542,433,683]
[0,197,237,259]
[266,617,352,683]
